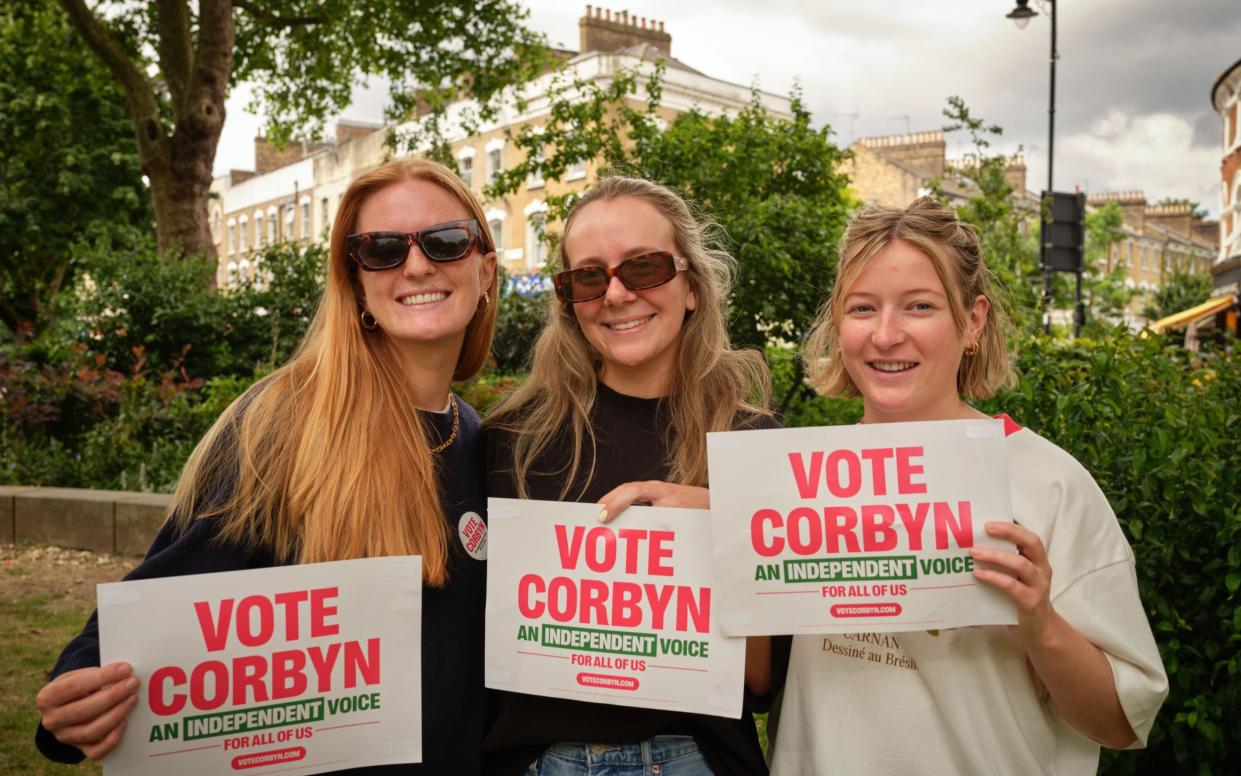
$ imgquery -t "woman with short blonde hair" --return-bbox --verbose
[769,197,1166,775]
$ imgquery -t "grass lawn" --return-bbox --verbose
[0,592,102,774]
[1,545,136,775]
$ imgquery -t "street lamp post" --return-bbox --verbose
[1008,0,1064,334]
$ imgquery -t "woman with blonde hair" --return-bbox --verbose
[35,159,499,774]
[767,197,1166,774]
[482,176,775,776]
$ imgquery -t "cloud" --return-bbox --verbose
[1060,111,1221,211]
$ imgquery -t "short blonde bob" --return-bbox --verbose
[802,196,1016,400]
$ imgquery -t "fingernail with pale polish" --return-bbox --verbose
[597,508,608,523]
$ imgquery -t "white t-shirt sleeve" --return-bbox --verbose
[1052,560,1168,746]
[1011,430,1168,747]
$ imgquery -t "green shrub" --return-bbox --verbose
[976,331,1241,775]
[767,343,862,427]
[492,279,550,374]
[45,237,325,379]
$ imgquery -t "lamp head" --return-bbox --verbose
[1007,0,1038,29]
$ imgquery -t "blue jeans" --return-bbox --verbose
[525,736,714,776]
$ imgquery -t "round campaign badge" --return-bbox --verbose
[458,511,488,560]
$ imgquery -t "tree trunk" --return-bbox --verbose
[59,0,233,270]
[146,107,225,264]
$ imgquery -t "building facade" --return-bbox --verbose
[210,6,790,289]
[1211,56,1241,302]
[1087,192,1218,324]
[844,130,1028,208]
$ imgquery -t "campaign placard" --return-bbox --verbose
[707,419,1017,636]
[485,498,746,718]
[98,557,422,776]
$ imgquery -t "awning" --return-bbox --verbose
[1149,295,1235,333]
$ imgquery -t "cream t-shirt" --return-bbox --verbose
[769,423,1168,776]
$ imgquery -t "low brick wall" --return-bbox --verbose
[0,486,169,556]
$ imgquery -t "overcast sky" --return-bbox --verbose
[214,0,1241,217]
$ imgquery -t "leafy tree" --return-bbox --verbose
[55,0,548,261]
[486,63,854,413]
[1078,201,1140,333]
[934,96,1041,331]
[0,0,150,338]
[1142,269,1215,322]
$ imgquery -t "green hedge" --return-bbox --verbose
[980,332,1240,775]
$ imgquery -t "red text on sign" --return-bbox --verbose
[788,446,927,498]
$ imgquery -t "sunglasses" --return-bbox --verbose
[347,219,487,271]
[553,251,689,303]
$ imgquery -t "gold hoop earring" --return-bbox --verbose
[360,309,379,331]
[480,290,490,309]
[964,341,980,357]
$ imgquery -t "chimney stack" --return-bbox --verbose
[579,5,671,56]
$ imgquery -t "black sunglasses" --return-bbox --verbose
[347,219,487,271]
[553,251,689,303]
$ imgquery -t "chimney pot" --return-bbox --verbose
[605,9,611,20]
[659,20,664,32]
[621,10,628,24]
[586,4,592,16]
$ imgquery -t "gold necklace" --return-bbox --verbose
[429,395,459,454]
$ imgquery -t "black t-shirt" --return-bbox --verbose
[35,400,489,776]
[480,382,776,776]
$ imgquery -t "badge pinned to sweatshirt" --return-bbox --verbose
[459,512,488,560]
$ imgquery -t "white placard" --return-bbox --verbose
[707,419,1018,636]
[485,498,745,718]
[98,557,422,776]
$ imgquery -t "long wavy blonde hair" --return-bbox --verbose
[485,176,771,498]
[169,159,498,586]
[802,196,1015,400]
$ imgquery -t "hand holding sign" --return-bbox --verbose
[37,663,139,761]
[595,482,710,524]
[486,498,746,718]
[972,520,1054,646]
[98,557,422,776]
[707,419,1018,635]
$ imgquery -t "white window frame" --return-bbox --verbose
[485,207,506,254]
[254,209,265,248]
[527,144,545,189]
[267,205,278,244]
[486,137,505,184]
[566,159,587,181]
[300,196,312,239]
[238,215,248,252]
[458,146,476,188]
[524,199,549,269]
[227,219,237,255]
[284,204,295,239]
